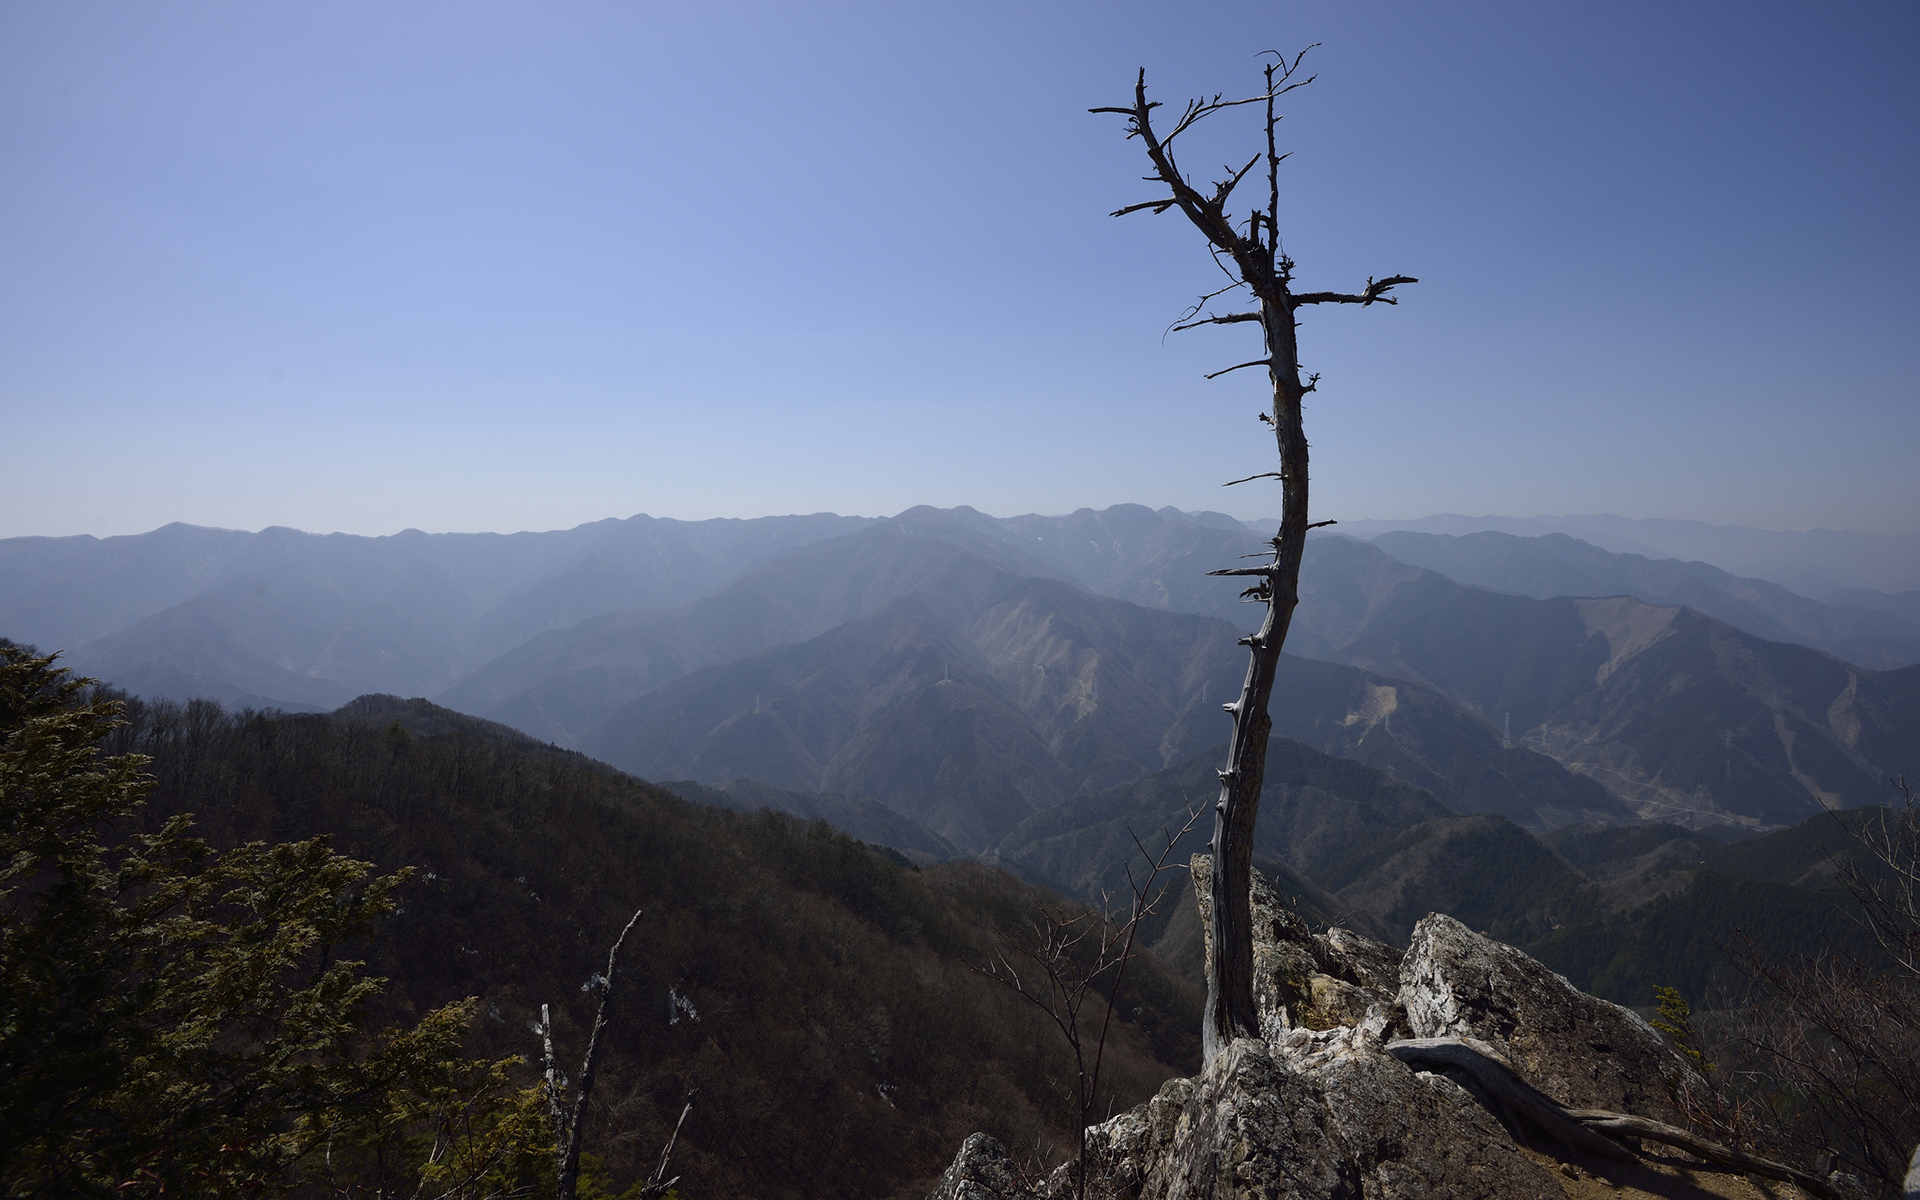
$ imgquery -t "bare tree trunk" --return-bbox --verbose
[545,905,644,1200]
[1095,57,1413,1060]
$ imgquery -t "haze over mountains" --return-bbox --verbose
[1332,512,1920,598]
[1369,528,1920,669]
[5,504,1917,851]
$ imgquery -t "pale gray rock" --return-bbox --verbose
[1137,1037,1359,1199]
[1080,1031,1563,1199]
[1192,855,1403,1039]
[927,1132,1031,1200]
[1322,927,1402,996]
[1079,1075,1193,1199]
[1272,1024,1565,1199]
[1398,912,1701,1122]
[936,898,1719,1199]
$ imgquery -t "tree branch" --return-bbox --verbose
[639,1090,697,1200]
[1172,311,1263,332]
[1210,154,1262,209]
[1293,275,1419,306]
[539,1004,567,1157]
[1566,1110,1844,1200]
[1223,471,1284,487]
[1204,358,1272,380]
[1110,197,1181,218]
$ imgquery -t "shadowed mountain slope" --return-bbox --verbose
[993,739,1592,951]
[1526,806,1900,1007]
[67,572,467,709]
[87,688,1197,1200]
[992,738,1446,931]
[435,513,1083,746]
[1323,813,1587,944]
[1264,655,1634,828]
[660,778,964,866]
[577,568,1249,849]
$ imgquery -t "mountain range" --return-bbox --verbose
[1331,512,1920,597]
[1370,528,1920,669]
[7,504,1918,847]
[1291,537,1920,828]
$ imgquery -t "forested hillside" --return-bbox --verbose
[80,686,1202,1198]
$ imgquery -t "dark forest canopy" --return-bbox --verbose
[1,648,1199,1198]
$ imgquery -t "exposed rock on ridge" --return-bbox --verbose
[930,863,1814,1200]
[1189,855,1403,1041]
[1399,912,1694,1125]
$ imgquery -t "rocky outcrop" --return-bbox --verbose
[1273,1024,1563,1199]
[1398,912,1701,1123]
[1191,855,1403,1039]
[931,867,1791,1200]
[1067,1026,1562,1199]
[1126,1037,1358,1198]
[926,1132,1029,1200]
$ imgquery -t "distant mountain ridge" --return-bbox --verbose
[578,566,1249,849]
[4,512,879,703]
[1370,529,1920,669]
[10,504,1918,842]
[1291,537,1920,827]
[442,517,1627,845]
[1330,512,1920,596]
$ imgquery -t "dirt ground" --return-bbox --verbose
[1524,1144,1815,1200]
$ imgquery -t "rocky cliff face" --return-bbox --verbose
[928,860,1838,1200]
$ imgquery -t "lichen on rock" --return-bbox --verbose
[1191,855,1402,1038]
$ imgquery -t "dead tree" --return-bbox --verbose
[537,906,644,1200]
[974,803,1201,1200]
[1716,776,1920,1189]
[1092,54,1415,1060]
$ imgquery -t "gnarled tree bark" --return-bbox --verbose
[1094,55,1414,1061]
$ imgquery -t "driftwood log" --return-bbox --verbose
[1387,1037,1842,1200]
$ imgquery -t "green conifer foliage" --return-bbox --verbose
[0,644,547,1198]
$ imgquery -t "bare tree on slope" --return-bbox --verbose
[1092,52,1415,1061]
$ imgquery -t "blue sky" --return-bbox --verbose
[3,1,1915,538]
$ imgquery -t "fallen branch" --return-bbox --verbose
[1386,1038,1632,1162]
[1387,1037,1842,1199]
[1567,1109,1843,1200]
